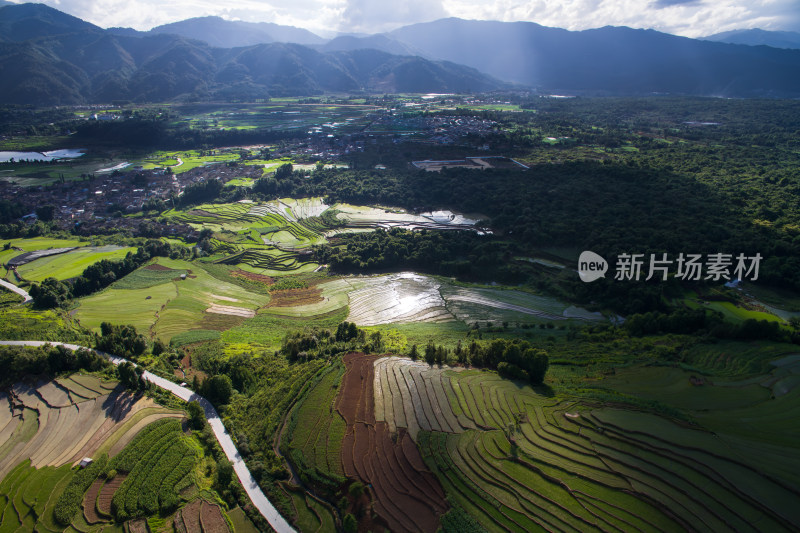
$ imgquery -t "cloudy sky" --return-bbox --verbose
[11,0,800,37]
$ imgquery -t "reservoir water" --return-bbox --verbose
[0,149,85,162]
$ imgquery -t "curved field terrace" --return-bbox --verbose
[335,352,448,533]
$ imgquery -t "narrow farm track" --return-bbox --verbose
[0,340,296,533]
[0,279,31,303]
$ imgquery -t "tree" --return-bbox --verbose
[342,514,358,533]
[424,342,436,366]
[348,481,364,499]
[187,401,205,430]
[216,458,234,488]
[117,361,139,390]
[204,374,233,405]
[525,349,549,384]
[409,344,419,361]
[152,339,166,356]
[274,163,293,180]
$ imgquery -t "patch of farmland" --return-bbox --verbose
[287,364,346,477]
[82,477,105,524]
[96,474,125,517]
[111,264,188,290]
[0,460,74,532]
[338,273,603,327]
[106,418,198,522]
[16,246,136,282]
[77,258,270,342]
[248,197,329,221]
[374,357,473,440]
[0,376,176,481]
[346,273,454,326]
[176,498,203,532]
[332,204,486,233]
[200,500,231,533]
[6,246,77,267]
[0,237,86,270]
[262,278,352,317]
[415,367,800,532]
[441,285,603,323]
[336,352,448,533]
[74,280,178,335]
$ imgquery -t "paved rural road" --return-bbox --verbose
[0,279,31,303]
[0,340,296,533]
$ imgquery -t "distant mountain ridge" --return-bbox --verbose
[385,18,800,97]
[0,2,101,41]
[147,16,325,47]
[0,5,503,104]
[1,4,800,101]
[704,28,800,50]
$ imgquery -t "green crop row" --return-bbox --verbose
[107,418,180,473]
[110,421,197,521]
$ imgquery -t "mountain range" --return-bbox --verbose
[703,29,800,50]
[385,19,800,97]
[1,3,799,104]
[0,4,502,104]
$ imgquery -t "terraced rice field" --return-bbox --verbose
[2,378,127,478]
[0,374,181,481]
[335,353,448,533]
[287,365,346,476]
[411,366,800,532]
[165,199,490,277]
[0,374,185,532]
[263,272,605,330]
[0,460,74,532]
[373,357,476,440]
[332,204,486,233]
[347,273,453,326]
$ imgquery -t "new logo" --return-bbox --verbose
[578,251,607,282]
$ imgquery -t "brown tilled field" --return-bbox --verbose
[200,500,231,533]
[127,518,149,533]
[83,478,106,524]
[180,499,203,532]
[267,287,324,307]
[231,269,274,285]
[143,264,174,271]
[97,474,126,516]
[336,352,448,533]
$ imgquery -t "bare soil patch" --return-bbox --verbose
[83,478,106,524]
[196,312,247,332]
[206,304,255,318]
[97,474,126,516]
[336,352,448,533]
[267,288,323,308]
[181,499,203,532]
[179,353,207,382]
[143,264,174,271]
[231,269,274,285]
[200,500,231,533]
[128,518,148,533]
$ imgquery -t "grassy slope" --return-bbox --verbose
[16,246,136,282]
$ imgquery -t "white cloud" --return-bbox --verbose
[441,0,800,37]
[339,0,448,33]
[7,0,800,36]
